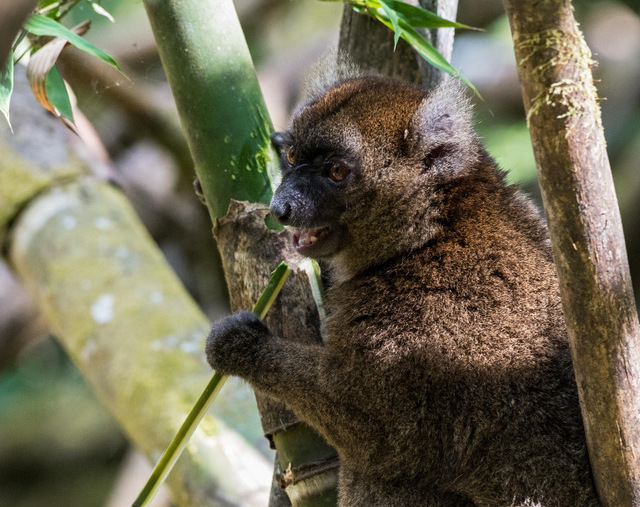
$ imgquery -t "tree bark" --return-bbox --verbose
[502,2,640,505]
[414,0,458,86]
[338,3,422,84]
[0,0,37,67]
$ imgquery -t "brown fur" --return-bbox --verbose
[207,75,600,506]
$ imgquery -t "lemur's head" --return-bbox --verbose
[270,75,477,280]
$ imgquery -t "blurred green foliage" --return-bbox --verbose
[482,123,537,186]
[65,0,134,26]
[0,339,127,507]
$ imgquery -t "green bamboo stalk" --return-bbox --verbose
[133,262,291,507]
[131,372,227,507]
[143,0,279,221]
[143,2,340,506]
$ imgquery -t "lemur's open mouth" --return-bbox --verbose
[289,224,346,258]
[291,227,330,249]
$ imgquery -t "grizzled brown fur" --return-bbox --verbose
[207,75,600,506]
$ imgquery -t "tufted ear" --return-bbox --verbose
[406,78,474,165]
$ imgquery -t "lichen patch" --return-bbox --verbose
[91,293,115,324]
[515,24,602,137]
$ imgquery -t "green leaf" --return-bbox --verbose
[363,0,480,96]
[378,0,402,49]
[374,11,480,97]
[386,0,475,30]
[1,53,14,129]
[398,20,479,96]
[45,66,74,123]
[23,14,121,71]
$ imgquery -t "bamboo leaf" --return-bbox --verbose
[385,0,475,30]
[27,31,80,132]
[24,14,121,71]
[373,12,480,97]
[1,53,14,130]
[378,0,401,49]
[132,262,291,507]
[397,19,478,95]
[347,0,480,96]
[45,66,74,123]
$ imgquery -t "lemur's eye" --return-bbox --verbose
[328,161,350,183]
[286,146,296,166]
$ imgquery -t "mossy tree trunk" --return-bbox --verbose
[502,1,640,505]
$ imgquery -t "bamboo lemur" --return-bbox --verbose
[206,74,601,506]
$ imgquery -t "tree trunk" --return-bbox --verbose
[338,3,422,84]
[414,0,458,86]
[502,2,640,505]
[0,0,37,67]
[339,0,458,88]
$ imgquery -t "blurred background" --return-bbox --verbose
[1,0,639,505]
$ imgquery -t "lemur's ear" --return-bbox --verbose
[405,78,474,161]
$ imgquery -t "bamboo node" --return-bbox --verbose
[275,457,340,489]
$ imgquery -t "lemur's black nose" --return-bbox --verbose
[269,196,292,225]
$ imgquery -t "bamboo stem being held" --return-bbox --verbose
[133,263,291,507]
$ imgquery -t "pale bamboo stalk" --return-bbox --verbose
[2,66,273,507]
[133,263,290,507]
[7,179,272,507]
